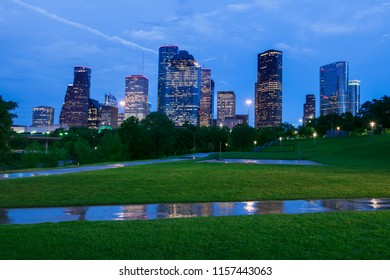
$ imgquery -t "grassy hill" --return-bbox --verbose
[0,134,389,259]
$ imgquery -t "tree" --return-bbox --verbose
[360,95,390,132]
[229,124,256,151]
[118,117,146,160]
[141,112,175,158]
[0,96,17,153]
[96,130,125,162]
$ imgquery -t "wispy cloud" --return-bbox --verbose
[10,0,157,54]
[276,42,314,54]
[309,22,356,35]
[228,0,284,12]
[129,27,167,41]
[202,57,218,62]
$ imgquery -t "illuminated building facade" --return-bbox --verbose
[161,50,201,126]
[60,66,91,127]
[217,91,236,128]
[99,105,118,129]
[88,98,101,129]
[125,75,149,121]
[158,45,179,113]
[348,80,360,116]
[32,106,54,127]
[200,68,214,127]
[255,49,283,128]
[303,94,316,125]
[320,61,349,116]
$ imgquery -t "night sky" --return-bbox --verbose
[1,0,389,126]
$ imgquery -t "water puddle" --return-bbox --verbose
[1,198,389,225]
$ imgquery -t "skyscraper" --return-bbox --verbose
[348,80,361,116]
[158,45,179,113]
[303,94,316,125]
[88,98,101,129]
[125,75,149,121]
[200,68,214,127]
[255,49,283,128]
[32,106,54,127]
[104,93,118,107]
[217,91,236,127]
[320,61,349,116]
[99,105,118,130]
[161,49,201,126]
[60,66,91,127]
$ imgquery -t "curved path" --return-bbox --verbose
[0,157,191,180]
[0,153,323,180]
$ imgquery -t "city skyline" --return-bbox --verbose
[1,0,390,126]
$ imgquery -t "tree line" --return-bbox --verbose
[1,95,389,170]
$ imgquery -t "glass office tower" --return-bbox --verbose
[200,68,214,127]
[32,106,54,127]
[158,45,179,113]
[60,66,91,127]
[162,50,201,126]
[255,49,283,128]
[125,75,149,121]
[217,91,236,126]
[320,61,349,116]
[348,80,361,116]
[303,94,316,125]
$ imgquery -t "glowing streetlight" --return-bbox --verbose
[119,101,125,114]
[246,99,252,126]
[370,122,375,142]
[254,140,257,151]
[313,132,317,145]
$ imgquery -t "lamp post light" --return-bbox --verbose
[279,137,282,146]
[313,132,317,145]
[246,99,252,126]
[119,101,125,114]
[254,140,257,152]
[370,122,375,142]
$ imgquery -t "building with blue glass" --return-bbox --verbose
[158,46,179,113]
[320,62,349,116]
[158,48,201,126]
[348,80,361,116]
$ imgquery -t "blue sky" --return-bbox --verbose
[1,0,389,127]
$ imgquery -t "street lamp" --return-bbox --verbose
[246,99,252,126]
[370,122,375,142]
[279,137,282,146]
[119,101,125,114]
[254,140,257,151]
[313,132,317,145]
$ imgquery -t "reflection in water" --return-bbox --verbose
[65,207,88,221]
[1,198,390,225]
[0,209,10,225]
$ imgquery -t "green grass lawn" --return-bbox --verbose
[0,211,389,260]
[0,135,389,259]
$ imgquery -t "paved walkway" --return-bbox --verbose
[0,154,324,180]
[0,157,189,180]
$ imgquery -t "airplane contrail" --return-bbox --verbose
[11,0,158,54]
